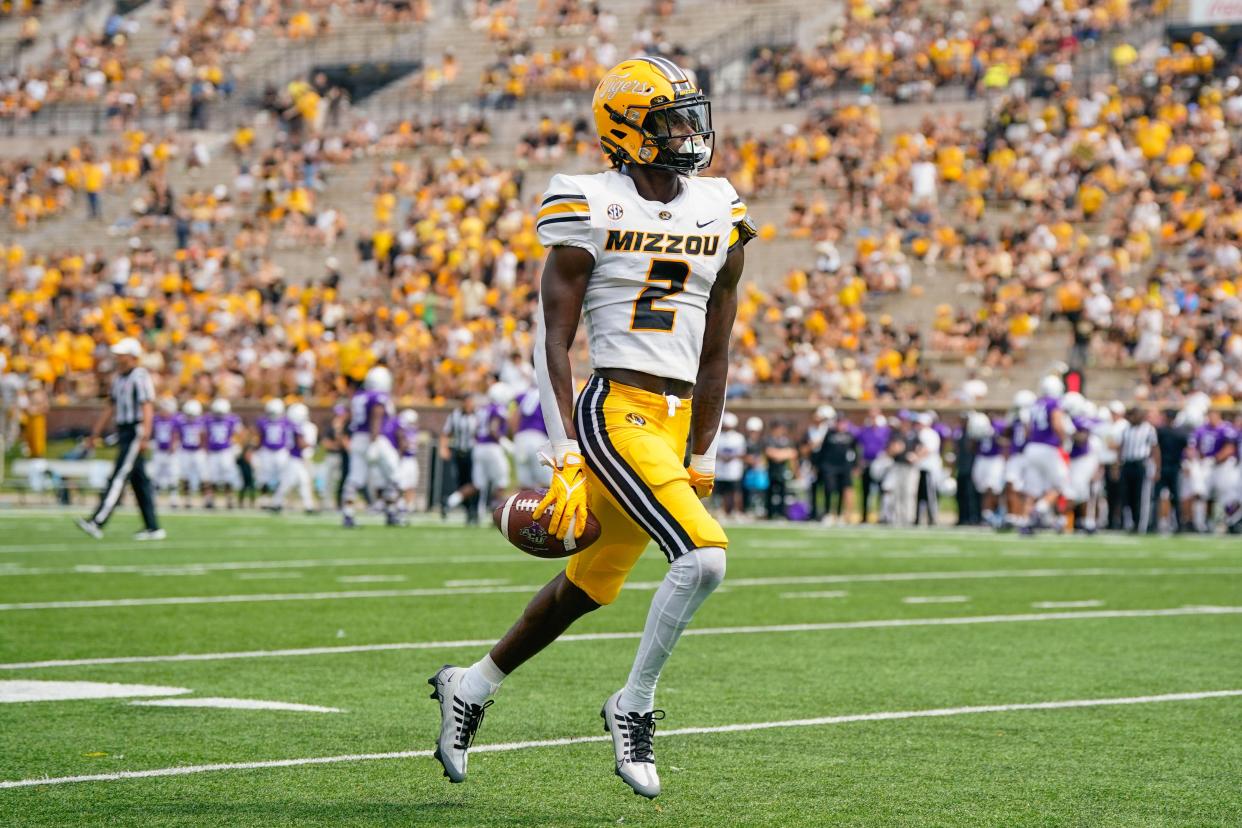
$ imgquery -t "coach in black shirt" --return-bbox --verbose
[813,414,859,523]
[75,338,163,540]
[1153,410,1188,533]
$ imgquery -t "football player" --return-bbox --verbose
[255,398,292,504]
[271,402,317,514]
[512,382,552,490]
[176,399,207,507]
[342,365,398,527]
[429,56,753,799]
[1020,375,1072,533]
[203,398,241,509]
[965,411,1005,528]
[474,383,515,517]
[150,396,182,506]
[393,408,422,517]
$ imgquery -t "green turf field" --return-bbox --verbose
[0,510,1239,827]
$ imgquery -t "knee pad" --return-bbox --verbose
[676,546,726,593]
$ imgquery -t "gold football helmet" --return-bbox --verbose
[591,56,714,174]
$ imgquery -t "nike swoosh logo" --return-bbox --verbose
[696,219,716,228]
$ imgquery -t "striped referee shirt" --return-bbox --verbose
[111,366,155,426]
[1120,420,1157,462]
[442,407,479,452]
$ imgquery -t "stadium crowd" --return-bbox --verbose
[1,0,1240,531]
[747,0,1162,105]
[0,0,432,123]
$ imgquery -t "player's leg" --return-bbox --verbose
[270,455,295,511]
[431,476,647,783]
[577,379,729,798]
[341,435,370,527]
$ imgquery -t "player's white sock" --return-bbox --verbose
[446,491,464,509]
[458,654,507,706]
[618,546,726,713]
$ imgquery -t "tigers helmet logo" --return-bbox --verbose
[596,73,656,103]
[658,210,672,221]
[626,412,646,426]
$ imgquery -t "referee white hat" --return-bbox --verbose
[111,337,143,357]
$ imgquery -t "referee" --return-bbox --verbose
[1119,408,1159,534]
[439,395,479,524]
[75,338,164,541]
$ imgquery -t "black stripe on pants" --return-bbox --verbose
[92,426,159,530]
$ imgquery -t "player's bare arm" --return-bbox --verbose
[536,245,594,444]
[687,244,744,497]
[692,244,744,455]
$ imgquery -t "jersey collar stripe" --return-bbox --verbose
[575,377,692,560]
[537,215,591,230]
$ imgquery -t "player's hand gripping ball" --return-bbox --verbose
[493,451,600,557]
[494,487,601,558]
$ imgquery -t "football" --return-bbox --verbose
[493,489,601,558]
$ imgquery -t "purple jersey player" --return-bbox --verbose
[856,413,891,464]
[976,419,1006,457]
[349,388,393,435]
[257,416,293,451]
[152,412,180,452]
[514,387,546,436]
[206,410,241,452]
[177,410,206,451]
[1026,396,1064,447]
[475,403,509,445]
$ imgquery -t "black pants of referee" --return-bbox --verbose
[1150,473,1180,533]
[91,425,159,531]
[1120,459,1151,533]
[915,469,938,526]
[449,448,479,524]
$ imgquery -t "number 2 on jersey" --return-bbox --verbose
[630,259,689,332]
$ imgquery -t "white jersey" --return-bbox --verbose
[716,429,747,482]
[537,170,749,385]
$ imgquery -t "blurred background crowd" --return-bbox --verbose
[0,0,1240,525]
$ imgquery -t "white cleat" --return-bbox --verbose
[134,529,167,541]
[601,690,663,799]
[427,665,492,783]
[75,518,103,539]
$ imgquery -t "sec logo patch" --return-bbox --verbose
[626,412,646,426]
[607,203,624,220]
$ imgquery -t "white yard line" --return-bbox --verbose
[0,555,553,576]
[130,698,340,713]
[903,596,970,604]
[2,689,1238,789]
[1032,600,1103,609]
[2,605,1238,671]
[335,575,406,584]
[234,572,304,581]
[3,567,1239,612]
[779,590,849,599]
